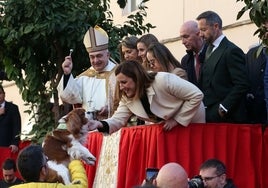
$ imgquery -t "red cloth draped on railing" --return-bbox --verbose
[0,141,30,179]
[263,127,268,188]
[1,125,266,188]
[86,123,265,188]
[84,131,104,187]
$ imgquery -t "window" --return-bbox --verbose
[122,0,142,15]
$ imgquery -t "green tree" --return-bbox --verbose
[0,0,154,143]
[237,0,268,49]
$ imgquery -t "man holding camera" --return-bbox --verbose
[141,159,236,188]
[199,159,237,188]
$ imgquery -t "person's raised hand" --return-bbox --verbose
[62,56,73,75]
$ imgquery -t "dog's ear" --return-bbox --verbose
[66,108,88,138]
[72,108,88,125]
[46,167,64,183]
[76,108,88,124]
[66,112,81,136]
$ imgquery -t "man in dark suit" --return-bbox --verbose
[196,11,249,123]
[245,45,267,124]
[0,85,21,153]
[180,20,207,87]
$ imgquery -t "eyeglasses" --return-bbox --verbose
[201,173,224,182]
[148,59,156,67]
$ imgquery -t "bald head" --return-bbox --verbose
[156,162,189,188]
[180,20,199,33]
[180,20,203,53]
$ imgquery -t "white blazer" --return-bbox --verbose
[105,72,205,134]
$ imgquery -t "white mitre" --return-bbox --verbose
[83,25,109,53]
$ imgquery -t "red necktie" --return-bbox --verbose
[195,54,201,80]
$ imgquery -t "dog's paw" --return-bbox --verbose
[83,156,96,165]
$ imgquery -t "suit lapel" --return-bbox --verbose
[204,37,228,75]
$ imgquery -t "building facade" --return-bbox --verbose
[2,0,260,131]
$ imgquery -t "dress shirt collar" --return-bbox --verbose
[0,101,5,108]
[212,34,225,51]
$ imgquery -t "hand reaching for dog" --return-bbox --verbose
[87,120,103,131]
[98,105,108,116]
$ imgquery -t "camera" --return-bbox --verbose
[145,168,159,184]
[188,175,204,188]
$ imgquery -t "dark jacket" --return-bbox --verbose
[245,45,267,123]
[200,37,249,123]
[224,179,237,188]
[181,45,207,88]
[0,101,21,146]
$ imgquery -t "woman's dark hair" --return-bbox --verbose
[146,42,183,72]
[115,61,156,99]
[118,36,139,62]
[137,34,159,48]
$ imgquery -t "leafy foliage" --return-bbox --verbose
[237,0,268,46]
[0,0,154,143]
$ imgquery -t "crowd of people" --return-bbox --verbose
[137,159,236,188]
[0,145,236,188]
[1,9,267,188]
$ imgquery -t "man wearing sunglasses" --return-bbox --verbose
[199,159,237,188]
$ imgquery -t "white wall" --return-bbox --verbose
[110,0,259,60]
[5,0,261,130]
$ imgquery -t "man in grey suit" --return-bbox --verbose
[196,11,249,123]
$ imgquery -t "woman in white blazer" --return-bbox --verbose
[88,61,205,134]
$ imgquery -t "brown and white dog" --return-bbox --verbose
[42,108,96,184]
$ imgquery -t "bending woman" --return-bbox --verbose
[88,61,205,134]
